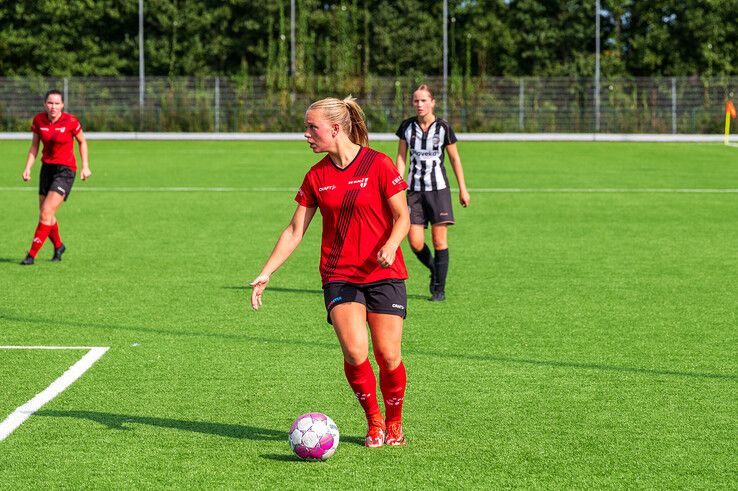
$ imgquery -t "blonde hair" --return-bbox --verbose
[414,84,435,100]
[307,96,369,146]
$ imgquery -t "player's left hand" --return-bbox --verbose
[459,189,470,208]
[377,246,395,268]
[80,167,92,180]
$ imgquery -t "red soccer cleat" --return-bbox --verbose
[364,415,385,448]
[385,421,406,446]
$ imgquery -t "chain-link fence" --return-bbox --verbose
[1,76,735,133]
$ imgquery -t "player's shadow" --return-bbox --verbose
[0,257,21,264]
[36,410,284,441]
[223,285,323,295]
[224,285,428,300]
[3,311,735,382]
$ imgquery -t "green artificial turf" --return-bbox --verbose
[1,140,736,489]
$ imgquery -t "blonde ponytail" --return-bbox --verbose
[307,96,369,146]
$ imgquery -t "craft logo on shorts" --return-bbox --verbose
[56,186,66,195]
[392,304,405,310]
[318,185,336,192]
[328,296,343,308]
[348,177,369,188]
[391,176,403,186]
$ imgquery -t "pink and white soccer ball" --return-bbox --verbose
[288,413,340,461]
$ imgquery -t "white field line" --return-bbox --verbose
[0,132,730,142]
[2,186,738,194]
[0,346,109,442]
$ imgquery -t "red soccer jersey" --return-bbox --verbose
[295,146,409,285]
[31,112,82,171]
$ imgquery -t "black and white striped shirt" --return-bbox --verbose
[396,117,457,192]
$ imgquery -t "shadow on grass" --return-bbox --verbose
[3,311,735,382]
[224,285,429,301]
[37,410,285,441]
[0,257,21,264]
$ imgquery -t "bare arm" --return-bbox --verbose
[376,191,410,268]
[446,143,470,207]
[250,204,318,310]
[395,139,408,178]
[75,130,91,180]
[22,133,41,181]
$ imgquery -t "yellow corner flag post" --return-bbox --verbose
[726,100,737,145]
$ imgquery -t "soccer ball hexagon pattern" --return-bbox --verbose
[288,413,340,461]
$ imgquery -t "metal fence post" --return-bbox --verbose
[63,78,68,109]
[519,78,525,130]
[215,77,220,133]
[671,77,677,134]
[595,0,601,132]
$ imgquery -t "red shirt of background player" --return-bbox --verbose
[295,146,409,285]
[31,112,82,171]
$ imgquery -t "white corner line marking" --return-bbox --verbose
[0,346,110,441]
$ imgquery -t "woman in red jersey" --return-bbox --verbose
[20,89,91,265]
[250,97,411,448]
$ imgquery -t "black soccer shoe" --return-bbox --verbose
[20,254,35,266]
[429,291,446,302]
[52,243,66,262]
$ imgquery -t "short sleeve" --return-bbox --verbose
[70,116,82,136]
[377,154,408,199]
[294,172,318,208]
[31,115,41,135]
[395,119,409,140]
[443,122,457,145]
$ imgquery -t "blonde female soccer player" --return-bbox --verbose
[396,84,470,301]
[250,97,410,447]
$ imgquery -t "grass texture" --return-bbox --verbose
[1,140,736,489]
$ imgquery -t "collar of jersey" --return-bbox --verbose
[44,112,67,125]
[414,117,437,135]
[328,145,363,172]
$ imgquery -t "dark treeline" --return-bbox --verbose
[1,0,737,79]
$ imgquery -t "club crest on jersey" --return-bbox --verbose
[348,177,369,188]
[433,134,440,147]
[55,127,66,133]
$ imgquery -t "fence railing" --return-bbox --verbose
[1,76,735,133]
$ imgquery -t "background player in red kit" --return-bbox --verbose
[20,89,91,265]
[250,97,411,447]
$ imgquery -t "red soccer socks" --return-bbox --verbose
[343,358,382,419]
[379,361,406,425]
[48,222,62,249]
[28,222,52,258]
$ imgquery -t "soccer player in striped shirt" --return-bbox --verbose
[251,97,410,447]
[20,90,91,265]
[396,85,470,301]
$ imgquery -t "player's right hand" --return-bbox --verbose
[249,274,270,310]
[22,169,31,181]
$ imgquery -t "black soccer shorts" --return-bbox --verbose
[407,188,455,228]
[322,280,407,325]
[39,163,76,201]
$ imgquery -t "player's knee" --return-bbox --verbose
[432,238,447,250]
[39,208,55,224]
[342,348,369,366]
[374,350,401,371]
[408,238,425,252]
